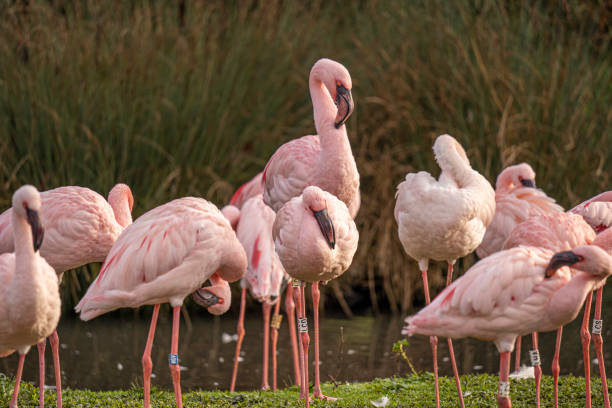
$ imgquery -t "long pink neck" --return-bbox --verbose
[108,194,132,228]
[12,209,35,271]
[549,273,598,325]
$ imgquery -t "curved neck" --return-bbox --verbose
[310,77,341,137]
[549,273,597,325]
[12,210,34,260]
[435,146,476,189]
[109,196,132,228]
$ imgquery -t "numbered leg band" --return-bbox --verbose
[168,353,179,365]
[593,319,603,335]
[298,317,308,333]
[292,279,303,288]
[271,314,283,329]
[529,349,541,366]
[498,381,510,398]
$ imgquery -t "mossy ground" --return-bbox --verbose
[1,373,609,407]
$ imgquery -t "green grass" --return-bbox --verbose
[1,373,610,407]
[0,1,610,313]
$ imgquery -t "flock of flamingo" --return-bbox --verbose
[0,58,610,408]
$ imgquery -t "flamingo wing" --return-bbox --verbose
[230,172,264,208]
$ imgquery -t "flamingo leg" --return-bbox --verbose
[497,351,512,408]
[293,281,308,402]
[142,304,160,408]
[261,302,271,390]
[10,353,26,408]
[581,291,593,408]
[514,336,522,373]
[300,284,311,408]
[168,306,183,408]
[552,327,562,408]
[421,268,440,408]
[446,263,465,408]
[530,332,542,408]
[311,282,337,400]
[592,287,610,408]
[37,340,46,408]
[49,330,62,408]
[229,288,246,393]
[285,285,301,387]
[271,295,282,391]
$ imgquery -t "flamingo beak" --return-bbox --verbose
[545,251,581,278]
[334,84,354,128]
[520,179,536,188]
[25,208,44,252]
[313,209,336,249]
[192,288,221,307]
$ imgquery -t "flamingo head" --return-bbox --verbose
[495,163,536,192]
[311,58,354,128]
[303,186,335,249]
[193,273,231,315]
[545,245,612,279]
[13,185,44,252]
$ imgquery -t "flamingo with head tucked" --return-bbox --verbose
[0,185,61,408]
[75,196,246,408]
[404,244,612,408]
[273,186,358,406]
[0,183,133,408]
[262,58,360,217]
[394,134,495,408]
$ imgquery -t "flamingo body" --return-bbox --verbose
[570,190,612,233]
[230,173,264,209]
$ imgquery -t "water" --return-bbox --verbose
[1,308,609,391]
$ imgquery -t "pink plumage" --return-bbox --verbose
[229,172,264,209]
[262,59,360,216]
[570,190,612,233]
[476,163,563,258]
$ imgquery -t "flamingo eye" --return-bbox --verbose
[336,81,342,87]
[577,255,585,262]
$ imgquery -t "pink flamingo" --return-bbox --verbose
[224,195,297,392]
[476,163,562,376]
[404,244,612,408]
[229,172,264,209]
[476,163,563,259]
[273,186,358,406]
[0,186,61,408]
[75,197,247,408]
[394,134,495,408]
[0,183,133,408]
[262,58,360,216]
[504,212,595,407]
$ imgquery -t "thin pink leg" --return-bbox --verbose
[312,282,337,400]
[514,336,522,373]
[446,263,465,408]
[142,304,160,408]
[592,287,610,408]
[10,353,26,408]
[552,327,562,408]
[285,285,301,387]
[261,302,271,390]
[229,288,246,393]
[271,296,282,391]
[49,330,62,408]
[299,284,311,408]
[169,306,183,408]
[497,351,512,408]
[531,332,541,408]
[37,340,46,408]
[422,268,440,408]
[581,291,593,408]
[293,282,307,401]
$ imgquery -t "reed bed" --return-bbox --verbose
[0,0,610,314]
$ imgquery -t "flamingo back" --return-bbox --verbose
[230,172,264,209]
[570,190,612,233]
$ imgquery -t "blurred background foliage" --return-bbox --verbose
[0,0,610,316]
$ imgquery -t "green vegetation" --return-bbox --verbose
[0,1,610,312]
[1,373,610,407]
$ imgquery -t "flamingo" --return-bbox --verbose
[394,134,495,408]
[503,212,595,407]
[273,186,358,406]
[404,244,612,408]
[0,183,133,408]
[229,172,264,209]
[75,197,247,408]
[224,195,296,392]
[476,163,563,259]
[0,185,61,408]
[262,58,360,216]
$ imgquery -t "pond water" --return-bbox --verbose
[1,307,609,391]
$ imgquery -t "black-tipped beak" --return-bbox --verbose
[26,208,44,252]
[192,288,221,308]
[313,209,336,249]
[545,251,581,278]
[520,179,536,188]
[334,84,354,128]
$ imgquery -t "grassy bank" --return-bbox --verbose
[1,373,610,407]
[0,1,610,313]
